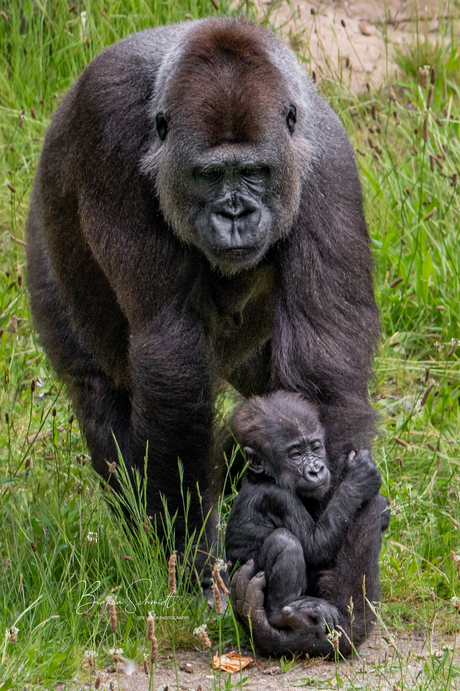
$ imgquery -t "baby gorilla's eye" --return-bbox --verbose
[288,448,302,461]
[311,441,323,452]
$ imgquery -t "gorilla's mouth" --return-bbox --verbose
[218,247,257,258]
[212,244,265,268]
[297,475,330,498]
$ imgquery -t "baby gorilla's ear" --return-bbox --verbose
[244,447,264,473]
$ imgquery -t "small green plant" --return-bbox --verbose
[280,654,297,672]
[212,673,249,690]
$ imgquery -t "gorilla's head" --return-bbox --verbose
[152,20,304,273]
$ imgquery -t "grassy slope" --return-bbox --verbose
[1,0,460,688]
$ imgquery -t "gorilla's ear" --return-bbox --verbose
[244,446,264,473]
[156,111,170,141]
[286,104,297,135]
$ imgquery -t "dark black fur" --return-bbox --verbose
[227,393,389,656]
[26,19,379,575]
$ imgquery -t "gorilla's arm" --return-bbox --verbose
[271,98,380,459]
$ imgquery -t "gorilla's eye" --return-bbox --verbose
[194,168,224,184]
[286,104,297,135]
[240,166,270,181]
[156,112,169,141]
[311,441,323,452]
[288,448,302,461]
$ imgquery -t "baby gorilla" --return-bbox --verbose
[226,392,386,632]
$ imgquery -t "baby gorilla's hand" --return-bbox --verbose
[345,449,381,503]
[281,598,340,637]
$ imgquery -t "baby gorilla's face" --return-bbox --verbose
[274,424,331,498]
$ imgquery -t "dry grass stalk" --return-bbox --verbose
[448,340,458,356]
[168,553,177,594]
[211,582,222,614]
[419,67,428,87]
[199,630,212,648]
[332,630,340,651]
[423,114,429,141]
[147,614,155,641]
[108,599,117,633]
[147,613,158,664]
[194,625,212,648]
[426,85,434,109]
[150,637,158,664]
[420,384,434,406]
[212,561,228,595]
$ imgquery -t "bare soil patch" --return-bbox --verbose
[78,625,460,690]
[261,0,460,91]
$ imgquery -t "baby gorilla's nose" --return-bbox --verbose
[304,461,327,483]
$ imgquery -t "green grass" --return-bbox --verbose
[1,0,460,689]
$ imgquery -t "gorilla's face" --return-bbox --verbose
[155,119,302,274]
[183,145,283,271]
[190,157,272,271]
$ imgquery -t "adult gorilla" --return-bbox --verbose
[27,17,379,625]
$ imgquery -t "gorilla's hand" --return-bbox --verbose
[345,449,382,503]
[230,561,340,657]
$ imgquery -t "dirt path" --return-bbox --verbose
[262,0,459,91]
[80,626,459,691]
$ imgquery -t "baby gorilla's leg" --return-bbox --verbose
[258,528,307,627]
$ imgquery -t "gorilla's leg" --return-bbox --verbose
[258,528,307,627]
[27,225,132,481]
[127,310,220,567]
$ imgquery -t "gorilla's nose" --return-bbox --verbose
[304,461,327,483]
[209,195,262,246]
